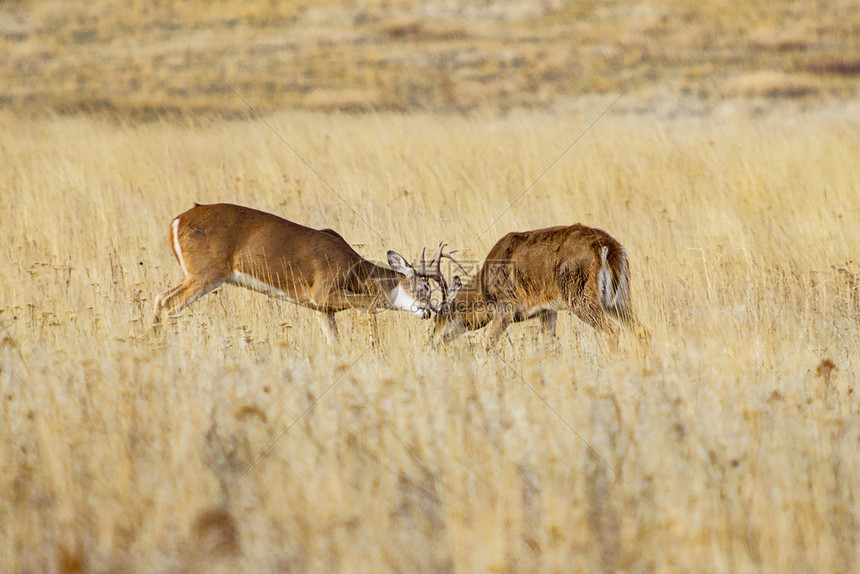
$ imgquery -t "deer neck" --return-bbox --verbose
[449,276,493,330]
[360,261,405,308]
[368,261,432,316]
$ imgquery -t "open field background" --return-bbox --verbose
[2,0,860,572]
[3,105,860,572]
[2,0,860,115]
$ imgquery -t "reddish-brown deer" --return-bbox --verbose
[431,224,647,349]
[153,203,446,344]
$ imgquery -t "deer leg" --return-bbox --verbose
[537,309,558,336]
[152,284,184,325]
[569,297,619,351]
[369,312,380,347]
[484,305,513,350]
[152,275,228,327]
[536,309,559,354]
[631,317,652,348]
[320,311,339,345]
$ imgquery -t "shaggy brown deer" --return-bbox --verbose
[431,224,646,349]
[153,203,446,344]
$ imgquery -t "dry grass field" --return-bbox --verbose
[3,104,860,573]
[3,0,860,115]
[2,1,860,573]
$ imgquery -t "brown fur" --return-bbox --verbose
[153,203,431,343]
[434,224,644,348]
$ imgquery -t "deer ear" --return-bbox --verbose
[450,275,462,297]
[387,251,413,276]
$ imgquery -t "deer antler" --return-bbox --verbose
[415,242,465,304]
[442,249,467,275]
[417,242,448,298]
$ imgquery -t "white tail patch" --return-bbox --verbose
[172,218,189,276]
[598,246,613,309]
[598,246,631,314]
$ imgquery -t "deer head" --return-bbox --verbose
[413,242,465,314]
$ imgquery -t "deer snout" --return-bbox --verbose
[432,314,465,344]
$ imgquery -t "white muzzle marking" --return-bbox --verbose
[390,285,426,317]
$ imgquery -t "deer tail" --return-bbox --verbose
[598,245,633,325]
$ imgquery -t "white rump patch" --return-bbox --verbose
[172,218,189,275]
[228,271,298,304]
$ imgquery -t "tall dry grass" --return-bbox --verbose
[1,101,859,572]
